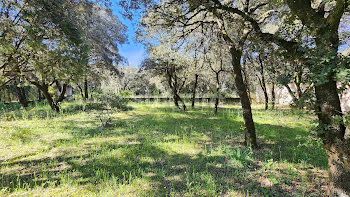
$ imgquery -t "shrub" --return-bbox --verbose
[119,90,134,97]
[94,92,129,110]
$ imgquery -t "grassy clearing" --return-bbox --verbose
[0,102,328,196]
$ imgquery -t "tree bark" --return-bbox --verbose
[271,83,276,110]
[77,85,84,99]
[175,93,187,111]
[259,79,269,110]
[242,63,252,103]
[84,76,88,100]
[314,30,349,195]
[258,55,268,110]
[214,72,220,115]
[230,47,258,148]
[191,74,199,108]
[326,139,350,196]
[13,81,28,108]
[315,79,350,196]
[173,94,180,108]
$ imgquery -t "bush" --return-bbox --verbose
[119,90,134,97]
[94,92,129,110]
[0,102,21,112]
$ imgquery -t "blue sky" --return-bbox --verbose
[112,4,146,67]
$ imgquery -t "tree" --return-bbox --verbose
[205,39,230,114]
[0,0,36,88]
[1,0,127,111]
[12,78,29,108]
[27,38,87,112]
[198,0,350,194]
[78,2,127,99]
[245,50,270,110]
[138,0,259,148]
[125,0,350,193]
[275,59,313,109]
[140,43,190,111]
[0,0,89,111]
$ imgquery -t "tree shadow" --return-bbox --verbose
[0,104,328,196]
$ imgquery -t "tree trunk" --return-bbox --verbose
[314,78,349,196]
[231,47,258,148]
[13,81,28,108]
[258,55,268,110]
[176,93,187,111]
[215,72,220,115]
[263,85,268,110]
[77,85,84,99]
[84,77,88,100]
[171,78,181,109]
[295,82,304,109]
[326,139,350,196]
[173,94,180,109]
[285,84,298,105]
[214,96,219,115]
[167,69,186,111]
[191,74,199,108]
[242,64,252,103]
[38,86,43,102]
[271,83,276,110]
[56,83,67,104]
[31,82,60,112]
[41,85,59,112]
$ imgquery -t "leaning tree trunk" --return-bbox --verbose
[231,47,258,148]
[258,55,268,110]
[175,93,187,111]
[285,84,298,105]
[77,85,85,99]
[39,84,59,112]
[191,74,199,108]
[30,81,67,112]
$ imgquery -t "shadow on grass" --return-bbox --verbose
[0,140,306,196]
[0,105,328,196]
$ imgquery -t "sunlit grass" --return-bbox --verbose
[0,102,328,196]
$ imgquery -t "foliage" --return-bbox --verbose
[94,91,129,110]
[119,90,134,97]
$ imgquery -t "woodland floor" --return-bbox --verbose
[0,102,328,196]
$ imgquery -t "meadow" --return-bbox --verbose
[0,101,328,196]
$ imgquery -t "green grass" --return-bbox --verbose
[0,102,328,196]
